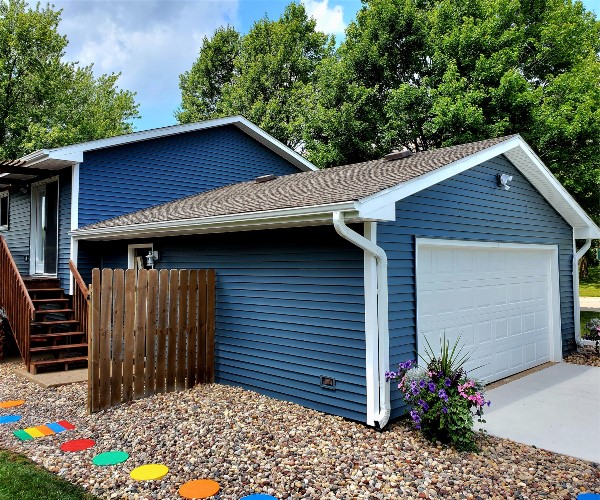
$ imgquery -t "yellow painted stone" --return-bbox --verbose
[130,464,169,481]
[24,427,44,438]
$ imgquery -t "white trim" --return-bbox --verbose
[415,238,563,381]
[72,202,358,241]
[573,235,592,346]
[68,163,80,295]
[127,243,153,270]
[355,136,600,238]
[29,176,60,276]
[20,116,318,173]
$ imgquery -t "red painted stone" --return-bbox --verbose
[60,439,96,452]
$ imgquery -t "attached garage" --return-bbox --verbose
[416,239,562,383]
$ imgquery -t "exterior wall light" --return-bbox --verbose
[497,173,513,191]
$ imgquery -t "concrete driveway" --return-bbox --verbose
[482,363,600,463]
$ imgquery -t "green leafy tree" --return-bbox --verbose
[0,0,139,159]
[178,3,333,150]
[176,26,241,123]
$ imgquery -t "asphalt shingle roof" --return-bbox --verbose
[80,135,514,230]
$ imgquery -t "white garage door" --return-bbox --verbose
[416,239,561,383]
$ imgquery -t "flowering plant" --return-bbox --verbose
[386,337,490,451]
[585,318,600,355]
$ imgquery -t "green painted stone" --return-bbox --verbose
[92,451,129,466]
[13,429,34,441]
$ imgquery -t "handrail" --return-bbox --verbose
[69,259,89,298]
[69,259,90,345]
[0,237,35,316]
[0,235,35,368]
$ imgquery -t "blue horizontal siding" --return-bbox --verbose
[1,189,30,275]
[78,226,367,422]
[77,125,302,227]
[380,155,575,419]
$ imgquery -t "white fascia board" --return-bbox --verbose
[28,116,317,172]
[71,202,359,241]
[355,135,600,237]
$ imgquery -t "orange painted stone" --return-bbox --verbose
[0,400,25,408]
[178,479,220,499]
[34,425,55,436]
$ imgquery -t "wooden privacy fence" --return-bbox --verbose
[88,268,216,414]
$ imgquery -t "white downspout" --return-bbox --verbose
[333,211,391,429]
[574,237,592,346]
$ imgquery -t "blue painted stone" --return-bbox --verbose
[0,415,21,425]
[240,495,278,500]
[578,494,600,499]
[46,422,67,433]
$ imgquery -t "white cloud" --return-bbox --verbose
[48,0,239,129]
[302,0,346,35]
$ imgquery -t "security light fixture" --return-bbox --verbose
[497,173,513,191]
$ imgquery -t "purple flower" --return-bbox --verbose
[385,371,397,381]
[409,410,421,424]
[418,399,429,411]
[487,401,491,407]
[438,389,448,402]
[441,406,448,414]
[419,380,426,388]
[428,382,436,393]
[444,378,452,387]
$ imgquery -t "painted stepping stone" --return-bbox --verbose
[578,495,600,499]
[0,400,25,409]
[56,420,76,430]
[61,439,96,452]
[46,422,68,434]
[23,427,44,438]
[240,495,278,500]
[130,464,169,481]
[178,479,220,499]
[0,415,21,425]
[92,451,129,466]
[13,429,34,441]
[34,425,55,436]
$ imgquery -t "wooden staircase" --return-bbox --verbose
[24,277,88,374]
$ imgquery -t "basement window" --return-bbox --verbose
[0,192,8,230]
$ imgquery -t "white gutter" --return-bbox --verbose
[72,202,359,241]
[573,237,593,346]
[332,211,391,429]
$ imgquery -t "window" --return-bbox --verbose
[0,192,8,230]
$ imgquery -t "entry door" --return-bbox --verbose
[31,180,58,275]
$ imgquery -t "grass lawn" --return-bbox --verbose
[0,449,98,500]
[580,265,600,297]
[581,310,600,338]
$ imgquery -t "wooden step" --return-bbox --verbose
[30,343,87,353]
[22,277,60,289]
[27,288,64,294]
[30,331,85,342]
[34,309,73,315]
[32,298,69,304]
[29,356,88,374]
[31,320,79,327]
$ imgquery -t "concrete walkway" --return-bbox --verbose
[482,363,600,463]
[581,296,600,311]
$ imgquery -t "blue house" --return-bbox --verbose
[1,116,598,427]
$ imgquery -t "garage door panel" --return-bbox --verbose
[417,242,556,383]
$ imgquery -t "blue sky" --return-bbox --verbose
[50,0,598,132]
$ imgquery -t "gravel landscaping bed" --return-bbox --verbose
[0,360,599,500]
[564,345,600,368]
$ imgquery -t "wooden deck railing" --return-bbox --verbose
[69,259,90,343]
[0,236,35,368]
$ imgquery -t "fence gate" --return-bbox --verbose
[88,268,215,413]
